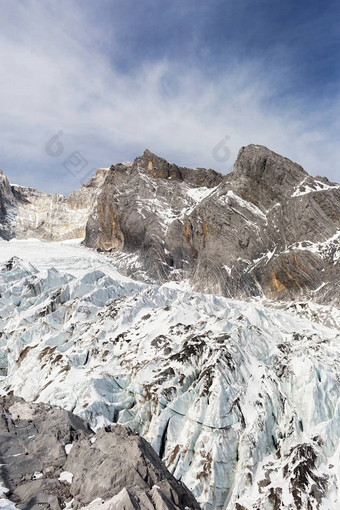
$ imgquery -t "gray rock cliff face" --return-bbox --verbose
[84,150,222,281]
[0,395,200,510]
[0,170,17,240]
[187,145,340,304]
[1,145,339,304]
[84,146,340,305]
[0,168,107,241]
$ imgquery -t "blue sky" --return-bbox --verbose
[0,0,339,194]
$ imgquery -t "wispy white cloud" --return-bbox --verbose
[0,0,339,194]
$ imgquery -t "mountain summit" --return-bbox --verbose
[84,144,340,304]
[0,145,339,305]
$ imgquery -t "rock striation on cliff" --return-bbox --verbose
[84,146,340,305]
[1,145,339,304]
[0,168,107,242]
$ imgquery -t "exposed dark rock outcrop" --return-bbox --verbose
[84,145,340,305]
[1,145,339,304]
[0,395,200,510]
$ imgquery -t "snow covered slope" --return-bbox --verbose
[0,240,339,510]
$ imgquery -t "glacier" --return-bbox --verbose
[0,239,339,509]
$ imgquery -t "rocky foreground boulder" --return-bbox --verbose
[0,395,200,509]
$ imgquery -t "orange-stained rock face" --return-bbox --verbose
[84,145,339,306]
[271,268,287,294]
[97,200,124,251]
[0,144,339,305]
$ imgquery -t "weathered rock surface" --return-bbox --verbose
[0,395,200,510]
[84,146,340,305]
[0,168,107,241]
[187,145,340,304]
[0,170,17,241]
[1,144,339,305]
[84,150,222,282]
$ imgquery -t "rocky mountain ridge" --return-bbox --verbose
[0,168,107,242]
[0,144,339,305]
[84,145,340,305]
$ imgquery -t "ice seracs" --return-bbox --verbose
[0,240,339,510]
